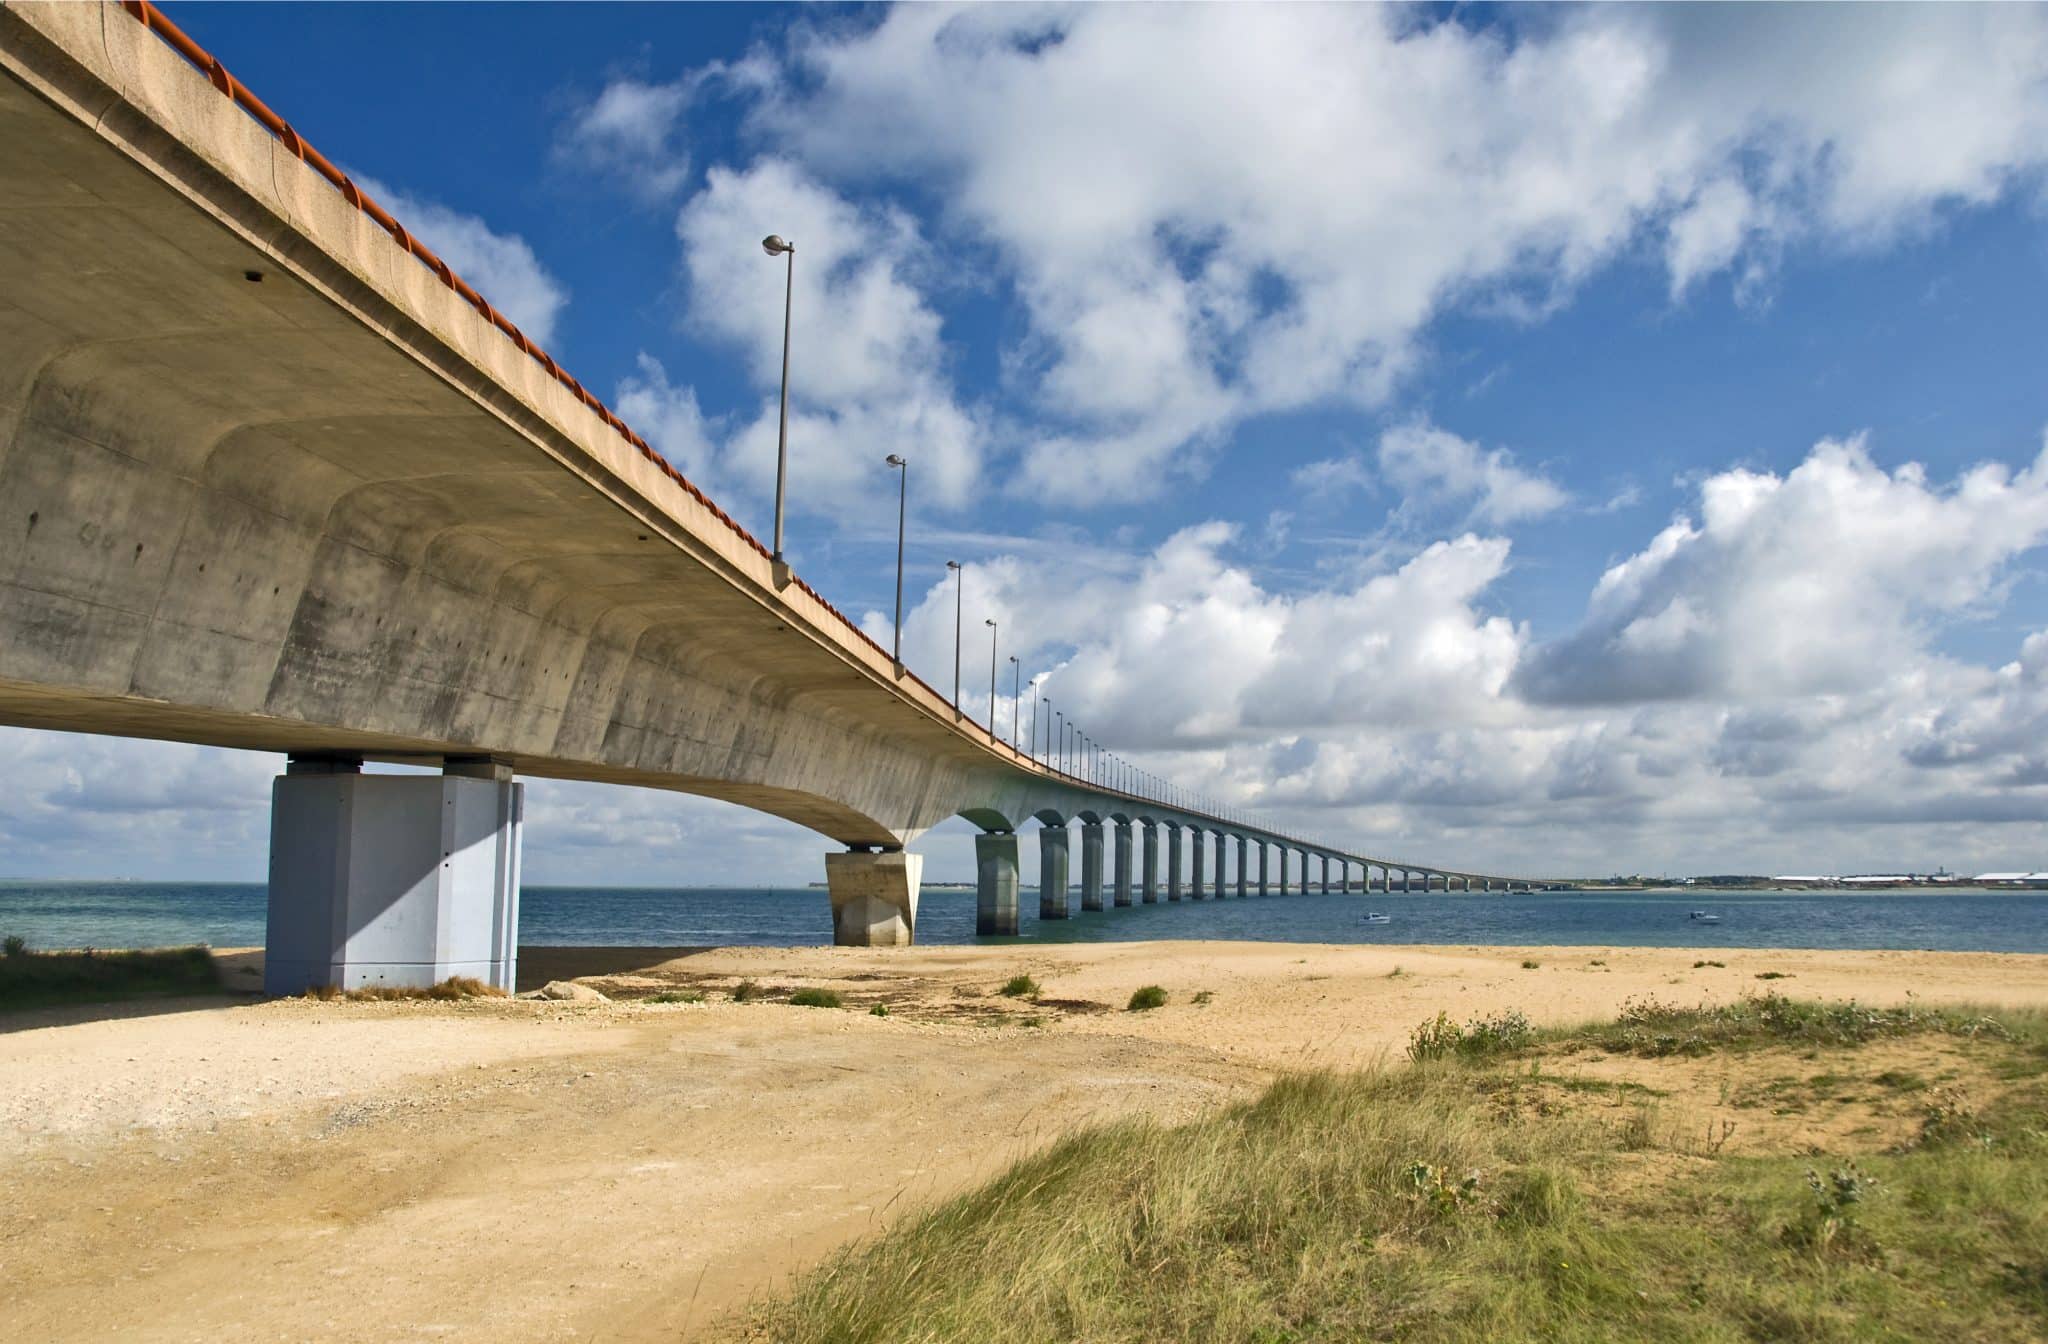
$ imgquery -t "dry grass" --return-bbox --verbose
[748,999,2048,1343]
[301,976,505,1003]
[0,944,220,1010]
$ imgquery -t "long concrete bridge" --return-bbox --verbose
[0,2,1565,993]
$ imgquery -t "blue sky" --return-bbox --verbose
[6,2,2048,885]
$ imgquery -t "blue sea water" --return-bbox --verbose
[1,882,2045,954]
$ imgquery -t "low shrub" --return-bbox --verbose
[789,988,843,1009]
[869,1003,890,1017]
[1000,974,1041,999]
[1407,1009,1536,1062]
[731,980,764,1003]
[647,990,704,1005]
[1127,985,1168,1012]
[3,934,26,958]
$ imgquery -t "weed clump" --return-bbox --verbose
[1191,990,1215,1006]
[731,980,764,1003]
[1,944,218,1010]
[788,988,843,1009]
[1591,991,2009,1058]
[3,934,26,958]
[1000,974,1041,999]
[1407,1009,1535,1062]
[304,976,504,1003]
[647,990,704,1005]
[869,1003,890,1017]
[1756,971,1793,981]
[1694,960,1725,969]
[1127,985,1168,1012]
[1520,959,1541,970]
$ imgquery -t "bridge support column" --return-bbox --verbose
[1080,822,1106,911]
[1140,823,1159,903]
[1258,842,1270,897]
[1166,825,1183,901]
[1213,832,1227,900]
[264,757,523,995]
[1039,826,1070,920]
[1402,870,1413,893]
[1235,836,1248,898]
[975,832,1021,936]
[827,848,922,947]
[1113,822,1134,907]
[1188,829,1205,900]
[1321,854,1331,894]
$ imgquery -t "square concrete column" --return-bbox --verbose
[1039,826,1071,919]
[826,849,923,946]
[976,832,1021,936]
[1235,836,1248,898]
[1080,822,1106,911]
[265,764,523,995]
[1112,822,1134,907]
[1189,829,1205,900]
[1166,825,1183,901]
[1258,842,1270,897]
[1321,854,1331,894]
[1140,823,1159,903]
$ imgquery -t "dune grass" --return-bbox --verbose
[0,943,221,1010]
[302,976,504,1002]
[788,987,843,1009]
[750,998,2048,1343]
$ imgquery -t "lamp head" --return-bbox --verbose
[947,560,962,571]
[761,235,793,256]
[985,617,997,628]
[885,453,906,467]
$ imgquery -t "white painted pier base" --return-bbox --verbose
[826,850,923,946]
[975,832,1021,936]
[264,759,523,995]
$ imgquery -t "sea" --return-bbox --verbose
[2,882,2045,954]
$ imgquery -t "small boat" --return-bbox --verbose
[1688,910,1721,924]
[1362,912,1391,925]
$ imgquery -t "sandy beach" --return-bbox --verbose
[6,940,2048,1341]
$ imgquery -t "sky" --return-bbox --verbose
[6,2,2048,886]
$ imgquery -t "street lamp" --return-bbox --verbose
[947,560,963,717]
[761,234,795,582]
[1057,711,1065,773]
[1028,682,1040,761]
[1009,656,1021,747]
[985,618,999,738]
[885,454,907,673]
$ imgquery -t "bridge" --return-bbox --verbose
[0,1,1562,994]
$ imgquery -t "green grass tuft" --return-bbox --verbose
[0,944,220,1011]
[730,979,764,1003]
[1521,958,1541,969]
[869,1003,890,1017]
[788,987,843,1009]
[1756,970,1794,980]
[753,1000,2048,1343]
[1126,985,1168,1012]
[1000,974,1040,999]
[646,990,704,1005]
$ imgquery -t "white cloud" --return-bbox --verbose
[555,78,692,200]
[355,176,570,347]
[741,3,2048,499]
[1377,422,1569,526]
[1517,432,2048,705]
[672,159,984,513]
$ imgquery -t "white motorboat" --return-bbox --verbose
[1688,910,1721,924]
[1362,912,1391,924]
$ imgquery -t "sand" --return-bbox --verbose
[5,940,2046,1340]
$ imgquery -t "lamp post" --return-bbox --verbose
[985,618,999,738]
[1009,657,1021,747]
[947,560,963,717]
[1057,712,1065,773]
[761,234,795,581]
[885,454,907,673]
[1027,681,1040,761]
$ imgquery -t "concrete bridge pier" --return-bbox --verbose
[1140,822,1160,904]
[1258,842,1270,897]
[264,756,524,995]
[1235,836,1249,898]
[1113,822,1134,907]
[1188,827,1205,900]
[1321,854,1331,894]
[1039,826,1071,920]
[1214,832,1229,900]
[975,832,1021,936]
[826,848,923,947]
[1080,822,1106,912]
[1165,824,1183,900]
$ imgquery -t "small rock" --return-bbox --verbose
[534,980,609,1002]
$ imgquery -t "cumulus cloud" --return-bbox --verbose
[740,3,2048,500]
[1517,433,2048,705]
[1377,422,1569,527]
[671,159,984,513]
[355,176,570,347]
[555,78,693,200]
